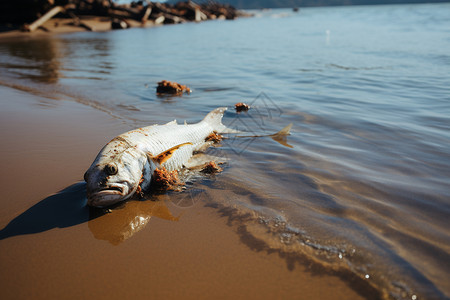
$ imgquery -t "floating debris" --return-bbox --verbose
[151,167,184,191]
[201,161,223,174]
[205,131,223,143]
[235,102,250,112]
[157,80,191,95]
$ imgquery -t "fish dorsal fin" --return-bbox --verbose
[165,120,177,126]
[149,142,192,165]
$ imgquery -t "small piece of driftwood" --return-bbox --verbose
[23,6,65,32]
[141,6,152,24]
[68,12,93,31]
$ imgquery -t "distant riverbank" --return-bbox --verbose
[0,0,250,39]
[193,0,450,9]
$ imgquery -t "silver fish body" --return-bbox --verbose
[84,107,228,207]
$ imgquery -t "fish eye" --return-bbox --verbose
[105,164,118,175]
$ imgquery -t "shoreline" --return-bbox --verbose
[0,83,373,300]
[0,1,251,40]
[0,16,152,40]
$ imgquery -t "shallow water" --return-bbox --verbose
[1,3,449,299]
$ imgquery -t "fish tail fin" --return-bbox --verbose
[273,123,292,136]
[271,123,293,148]
[202,107,239,133]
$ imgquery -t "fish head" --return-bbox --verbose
[84,144,148,207]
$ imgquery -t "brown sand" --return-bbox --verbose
[0,85,367,299]
[0,17,152,40]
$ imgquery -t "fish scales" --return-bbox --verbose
[122,122,212,171]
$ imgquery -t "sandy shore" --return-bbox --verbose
[0,84,373,299]
[0,16,152,40]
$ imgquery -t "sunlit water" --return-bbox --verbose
[1,3,449,299]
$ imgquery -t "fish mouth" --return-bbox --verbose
[87,185,128,207]
[97,186,124,194]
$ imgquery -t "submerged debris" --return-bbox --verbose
[157,80,191,95]
[151,167,184,191]
[235,102,250,112]
[201,161,223,174]
[205,131,223,143]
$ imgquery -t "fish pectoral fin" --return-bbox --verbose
[149,142,193,165]
[184,153,228,169]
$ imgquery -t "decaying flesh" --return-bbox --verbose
[201,161,223,174]
[84,107,230,207]
[150,167,183,192]
[205,131,223,143]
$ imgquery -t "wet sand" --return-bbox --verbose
[0,84,370,299]
[0,17,150,40]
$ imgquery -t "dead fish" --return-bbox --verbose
[84,107,232,207]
